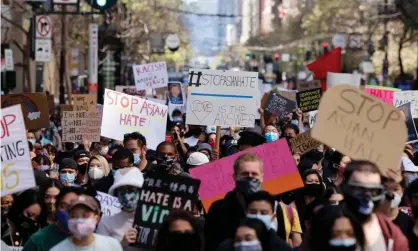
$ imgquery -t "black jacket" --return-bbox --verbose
[204,190,247,251]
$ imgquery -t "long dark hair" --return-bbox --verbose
[236,218,271,251]
[309,205,365,251]
[38,180,63,226]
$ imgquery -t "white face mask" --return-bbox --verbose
[234,240,262,251]
[329,238,356,247]
[247,213,273,230]
[88,167,105,180]
[99,146,109,156]
[391,192,403,208]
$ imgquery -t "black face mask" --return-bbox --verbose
[17,214,38,236]
[343,193,375,223]
[164,232,199,251]
[235,177,262,196]
[77,163,88,174]
[303,183,323,197]
[306,149,324,163]
[156,156,175,171]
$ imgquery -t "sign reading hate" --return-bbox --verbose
[133,62,168,91]
[312,85,407,176]
[290,130,321,154]
[296,88,322,112]
[186,69,259,127]
[101,89,168,150]
[62,110,101,142]
[1,105,36,196]
[364,86,400,105]
[132,174,200,249]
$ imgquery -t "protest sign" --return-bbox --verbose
[1,93,50,130]
[263,91,297,120]
[394,91,418,118]
[296,88,322,112]
[397,102,418,144]
[186,69,258,127]
[62,110,101,142]
[96,192,121,217]
[190,138,303,211]
[115,85,147,97]
[290,130,321,154]
[101,89,168,150]
[71,94,97,112]
[364,85,400,105]
[133,62,168,91]
[308,110,318,128]
[327,72,361,88]
[312,85,407,176]
[1,105,36,196]
[132,173,200,249]
[296,80,321,92]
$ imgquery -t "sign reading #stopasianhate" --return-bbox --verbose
[132,62,168,91]
[132,173,200,249]
[101,89,168,150]
[1,105,36,196]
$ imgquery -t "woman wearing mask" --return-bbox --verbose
[85,155,111,187]
[2,189,42,248]
[233,218,272,251]
[328,151,351,187]
[156,210,205,251]
[32,153,52,172]
[263,124,280,143]
[96,167,144,251]
[89,137,111,157]
[309,205,365,251]
[39,180,64,226]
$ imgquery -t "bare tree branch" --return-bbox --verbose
[1,15,28,34]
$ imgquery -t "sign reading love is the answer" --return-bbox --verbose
[186,69,259,127]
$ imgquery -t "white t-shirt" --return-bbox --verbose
[50,234,122,251]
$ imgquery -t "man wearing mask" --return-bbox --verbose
[51,195,122,251]
[74,150,91,185]
[59,158,79,187]
[123,132,148,170]
[96,167,144,251]
[23,187,85,251]
[205,153,264,251]
[342,160,408,251]
[152,141,191,177]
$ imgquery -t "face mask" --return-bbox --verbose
[59,173,76,185]
[247,214,273,230]
[236,177,262,196]
[157,156,175,170]
[234,240,262,251]
[303,183,323,197]
[172,117,183,123]
[290,120,299,127]
[28,139,36,145]
[329,238,357,251]
[265,132,279,143]
[391,192,403,209]
[164,232,199,251]
[68,218,97,239]
[133,153,141,165]
[99,146,109,156]
[56,209,69,231]
[117,189,140,211]
[17,214,38,235]
[344,193,375,223]
[39,165,50,171]
[77,163,88,174]
[88,167,105,180]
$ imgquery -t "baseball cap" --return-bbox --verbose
[187,152,210,166]
[74,150,91,161]
[59,158,77,171]
[69,195,100,213]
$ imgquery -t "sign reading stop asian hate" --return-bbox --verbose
[0,105,36,196]
[101,89,168,150]
[62,111,101,142]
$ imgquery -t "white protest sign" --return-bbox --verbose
[1,105,36,196]
[133,62,168,91]
[327,72,361,88]
[308,110,318,128]
[96,192,122,217]
[101,89,168,150]
[394,91,418,118]
[186,69,258,127]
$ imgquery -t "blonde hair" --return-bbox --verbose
[88,155,111,176]
[233,153,263,176]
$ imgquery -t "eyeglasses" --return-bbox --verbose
[347,182,385,198]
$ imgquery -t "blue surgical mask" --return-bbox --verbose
[172,117,182,122]
[59,173,76,184]
[265,132,279,143]
[133,153,141,165]
[247,214,273,230]
[28,139,36,145]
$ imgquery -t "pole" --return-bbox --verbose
[59,6,66,104]
[383,0,389,82]
[215,126,221,152]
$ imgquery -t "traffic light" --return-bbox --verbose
[86,0,118,10]
[322,42,329,54]
[274,53,280,60]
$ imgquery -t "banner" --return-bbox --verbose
[396,102,418,144]
[132,173,200,249]
[190,139,303,211]
[133,62,168,91]
[1,93,50,130]
[62,110,101,142]
[186,69,259,127]
[263,91,297,120]
[296,88,322,113]
[290,130,321,154]
[71,94,97,112]
[364,85,400,105]
[101,89,168,150]
[394,91,418,118]
[1,105,36,196]
[96,192,121,217]
[296,80,321,92]
[312,85,407,176]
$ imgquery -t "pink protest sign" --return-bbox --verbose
[190,139,303,211]
[364,86,400,105]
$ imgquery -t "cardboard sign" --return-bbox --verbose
[186,69,259,127]
[296,80,321,92]
[394,91,418,118]
[96,192,122,217]
[327,72,361,88]
[62,110,101,142]
[296,88,322,112]
[364,86,400,105]
[133,62,168,91]
[101,89,168,150]
[190,139,303,211]
[397,102,418,144]
[1,93,50,130]
[263,91,297,120]
[132,173,200,249]
[71,94,97,112]
[290,130,321,154]
[115,85,146,97]
[1,105,36,196]
[312,85,407,176]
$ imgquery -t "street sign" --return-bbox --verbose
[53,0,78,4]
[88,24,98,94]
[349,34,362,49]
[4,49,14,71]
[35,15,52,39]
[35,39,52,62]
[332,34,346,49]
